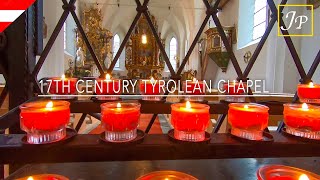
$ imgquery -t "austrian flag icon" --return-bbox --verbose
[0,0,36,32]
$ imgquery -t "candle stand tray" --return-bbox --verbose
[281,127,320,144]
[21,128,77,145]
[180,99,209,104]
[167,129,211,144]
[229,130,274,144]
[91,97,122,102]
[99,129,146,145]
[1,99,320,164]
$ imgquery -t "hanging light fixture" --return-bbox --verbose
[142,32,147,44]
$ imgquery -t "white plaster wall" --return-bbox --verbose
[38,0,65,79]
[0,75,5,84]
[282,2,304,93]
[204,0,307,94]
[208,0,268,89]
[301,7,320,83]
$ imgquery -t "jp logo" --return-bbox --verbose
[281,11,308,30]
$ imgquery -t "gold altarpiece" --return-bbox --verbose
[75,6,113,76]
[125,14,165,79]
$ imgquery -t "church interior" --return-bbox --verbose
[0,0,320,179]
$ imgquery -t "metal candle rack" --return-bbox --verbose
[0,0,320,178]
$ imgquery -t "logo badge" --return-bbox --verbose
[278,4,314,37]
[0,0,36,32]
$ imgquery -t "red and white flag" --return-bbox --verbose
[0,0,36,32]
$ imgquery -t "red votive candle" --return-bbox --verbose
[257,165,320,180]
[283,103,320,139]
[95,74,121,100]
[49,75,77,99]
[20,101,70,144]
[228,103,269,140]
[140,77,162,101]
[183,78,205,102]
[137,171,198,180]
[17,174,69,180]
[223,81,247,102]
[297,82,320,104]
[171,101,210,142]
[101,102,141,142]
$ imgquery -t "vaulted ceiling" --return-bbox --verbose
[78,0,209,44]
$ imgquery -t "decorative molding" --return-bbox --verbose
[244,51,252,64]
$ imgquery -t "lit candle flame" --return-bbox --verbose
[106,74,111,80]
[302,103,309,110]
[309,82,314,87]
[27,176,34,180]
[244,105,249,109]
[192,78,197,82]
[299,174,309,180]
[117,103,121,108]
[46,101,53,110]
[61,74,66,80]
[186,101,191,109]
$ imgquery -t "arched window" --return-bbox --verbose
[63,22,67,50]
[253,0,268,40]
[113,34,120,68]
[238,0,268,49]
[169,37,177,71]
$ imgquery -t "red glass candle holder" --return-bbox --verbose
[139,79,162,101]
[101,102,141,142]
[49,77,78,99]
[284,103,320,140]
[171,102,210,142]
[17,174,69,180]
[223,81,247,102]
[297,83,320,104]
[95,79,121,100]
[228,103,269,140]
[20,101,70,144]
[257,165,320,180]
[137,171,198,180]
[182,79,205,102]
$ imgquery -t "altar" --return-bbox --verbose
[125,14,165,79]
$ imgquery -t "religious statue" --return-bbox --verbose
[65,59,74,77]
[76,47,85,68]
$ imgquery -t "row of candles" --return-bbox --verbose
[18,165,319,180]
[20,100,320,144]
[20,80,320,143]
[18,80,320,179]
[17,169,318,180]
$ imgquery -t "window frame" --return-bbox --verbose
[167,37,178,72]
[63,22,67,50]
[252,0,269,41]
[113,34,121,68]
